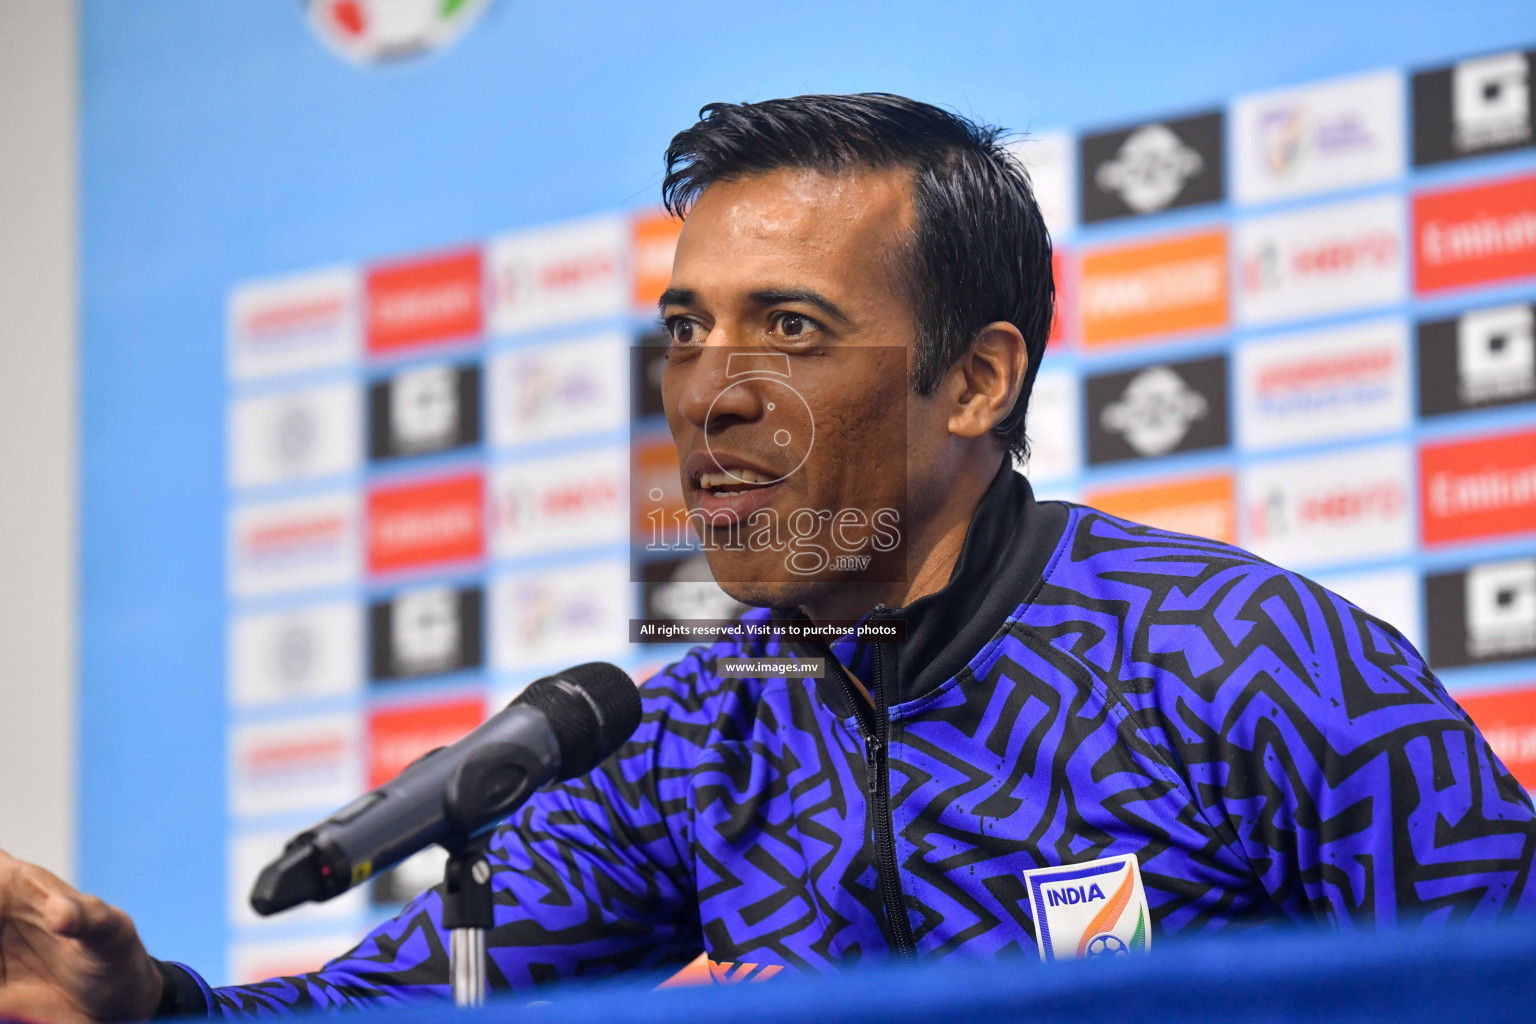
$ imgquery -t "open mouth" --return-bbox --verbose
[694,467,778,498]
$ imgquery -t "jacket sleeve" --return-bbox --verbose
[1164,566,1536,927]
[197,668,704,1016]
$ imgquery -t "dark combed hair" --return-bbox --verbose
[662,93,1054,460]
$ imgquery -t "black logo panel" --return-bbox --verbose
[368,363,481,461]
[1085,354,1230,466]
[1412,48,1536,166]
[632,331,669,420]
[641,553,748,624]
[368,584,484,682]
[1425,559,1536,669]
[1080,110,1225,224]
[1418,302,1536,418]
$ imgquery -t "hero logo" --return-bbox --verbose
[1237,195,1405,326]
[1242,444,1412,570]
[1094,124,1204,215]
[1243,230,1398,291]
[1466,560,1536,662]
[1100,366,1209,457]
[1454,52,1531,154]
[492,449,626,558]
[489,218,627,335]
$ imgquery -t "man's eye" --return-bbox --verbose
[772,313,816,339]
[667,317,707,346]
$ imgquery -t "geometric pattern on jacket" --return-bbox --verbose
[199,485,1536,1016]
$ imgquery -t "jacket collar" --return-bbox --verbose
[776,462,1068,710]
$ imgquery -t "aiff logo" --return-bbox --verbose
[1023,854,1152,963]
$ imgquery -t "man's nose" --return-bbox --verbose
[675,340,767,432]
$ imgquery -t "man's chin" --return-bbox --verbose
[714,577,820,612]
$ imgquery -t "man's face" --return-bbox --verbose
[658,167,920,608]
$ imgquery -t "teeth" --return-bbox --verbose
[698,469,771,489]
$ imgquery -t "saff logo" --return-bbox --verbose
[1023,855,1151,963]
[305,0,494,65]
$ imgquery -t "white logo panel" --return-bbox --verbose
[229,491,361,598]
[1312,566,1424,652]
[1008,131,1075,239]
[228,267,360,381]
[1232,69,1404,205]
[229,601,363,707]
[488,332,627,447]
[491,447,627,559]
[488,216,628,335]
[229,382,361,490]
[1236,318,1410,451]
[1236,193,1406,327]
[1019,368,1081,482]
[228,713,362,819]
[1241,442,1413,571]
[490,560,629,672]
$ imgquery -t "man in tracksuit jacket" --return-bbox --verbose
[1,94,1532,1023]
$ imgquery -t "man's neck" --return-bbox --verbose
[799,454,1004,626]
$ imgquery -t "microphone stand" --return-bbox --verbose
[440,834,495,1007]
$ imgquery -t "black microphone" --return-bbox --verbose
[249,661,641,916]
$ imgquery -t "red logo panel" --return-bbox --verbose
[368,473,485,573]
[367,697,485,788]
[1455,686,1536,791]
[1048,249,1069,347]
[1414,173,1536,294]
[366,249,483,353]
[1420,428,1536,546]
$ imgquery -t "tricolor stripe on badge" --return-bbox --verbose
[1023,854,1152,962]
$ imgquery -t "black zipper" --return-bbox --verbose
[825,613,916,959]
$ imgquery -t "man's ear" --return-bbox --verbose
[944,322,1029,440]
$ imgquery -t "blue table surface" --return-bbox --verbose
[330,919,1536,1024]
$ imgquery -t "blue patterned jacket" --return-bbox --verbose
[160,467,1536,1015]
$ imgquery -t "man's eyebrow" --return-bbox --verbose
[657,286,853,325]
[657,287,695,311]
[747,289,851,324]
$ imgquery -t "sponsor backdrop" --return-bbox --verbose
[81,0,1536,987]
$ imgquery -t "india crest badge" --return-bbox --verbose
[1023,854,1152,962]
